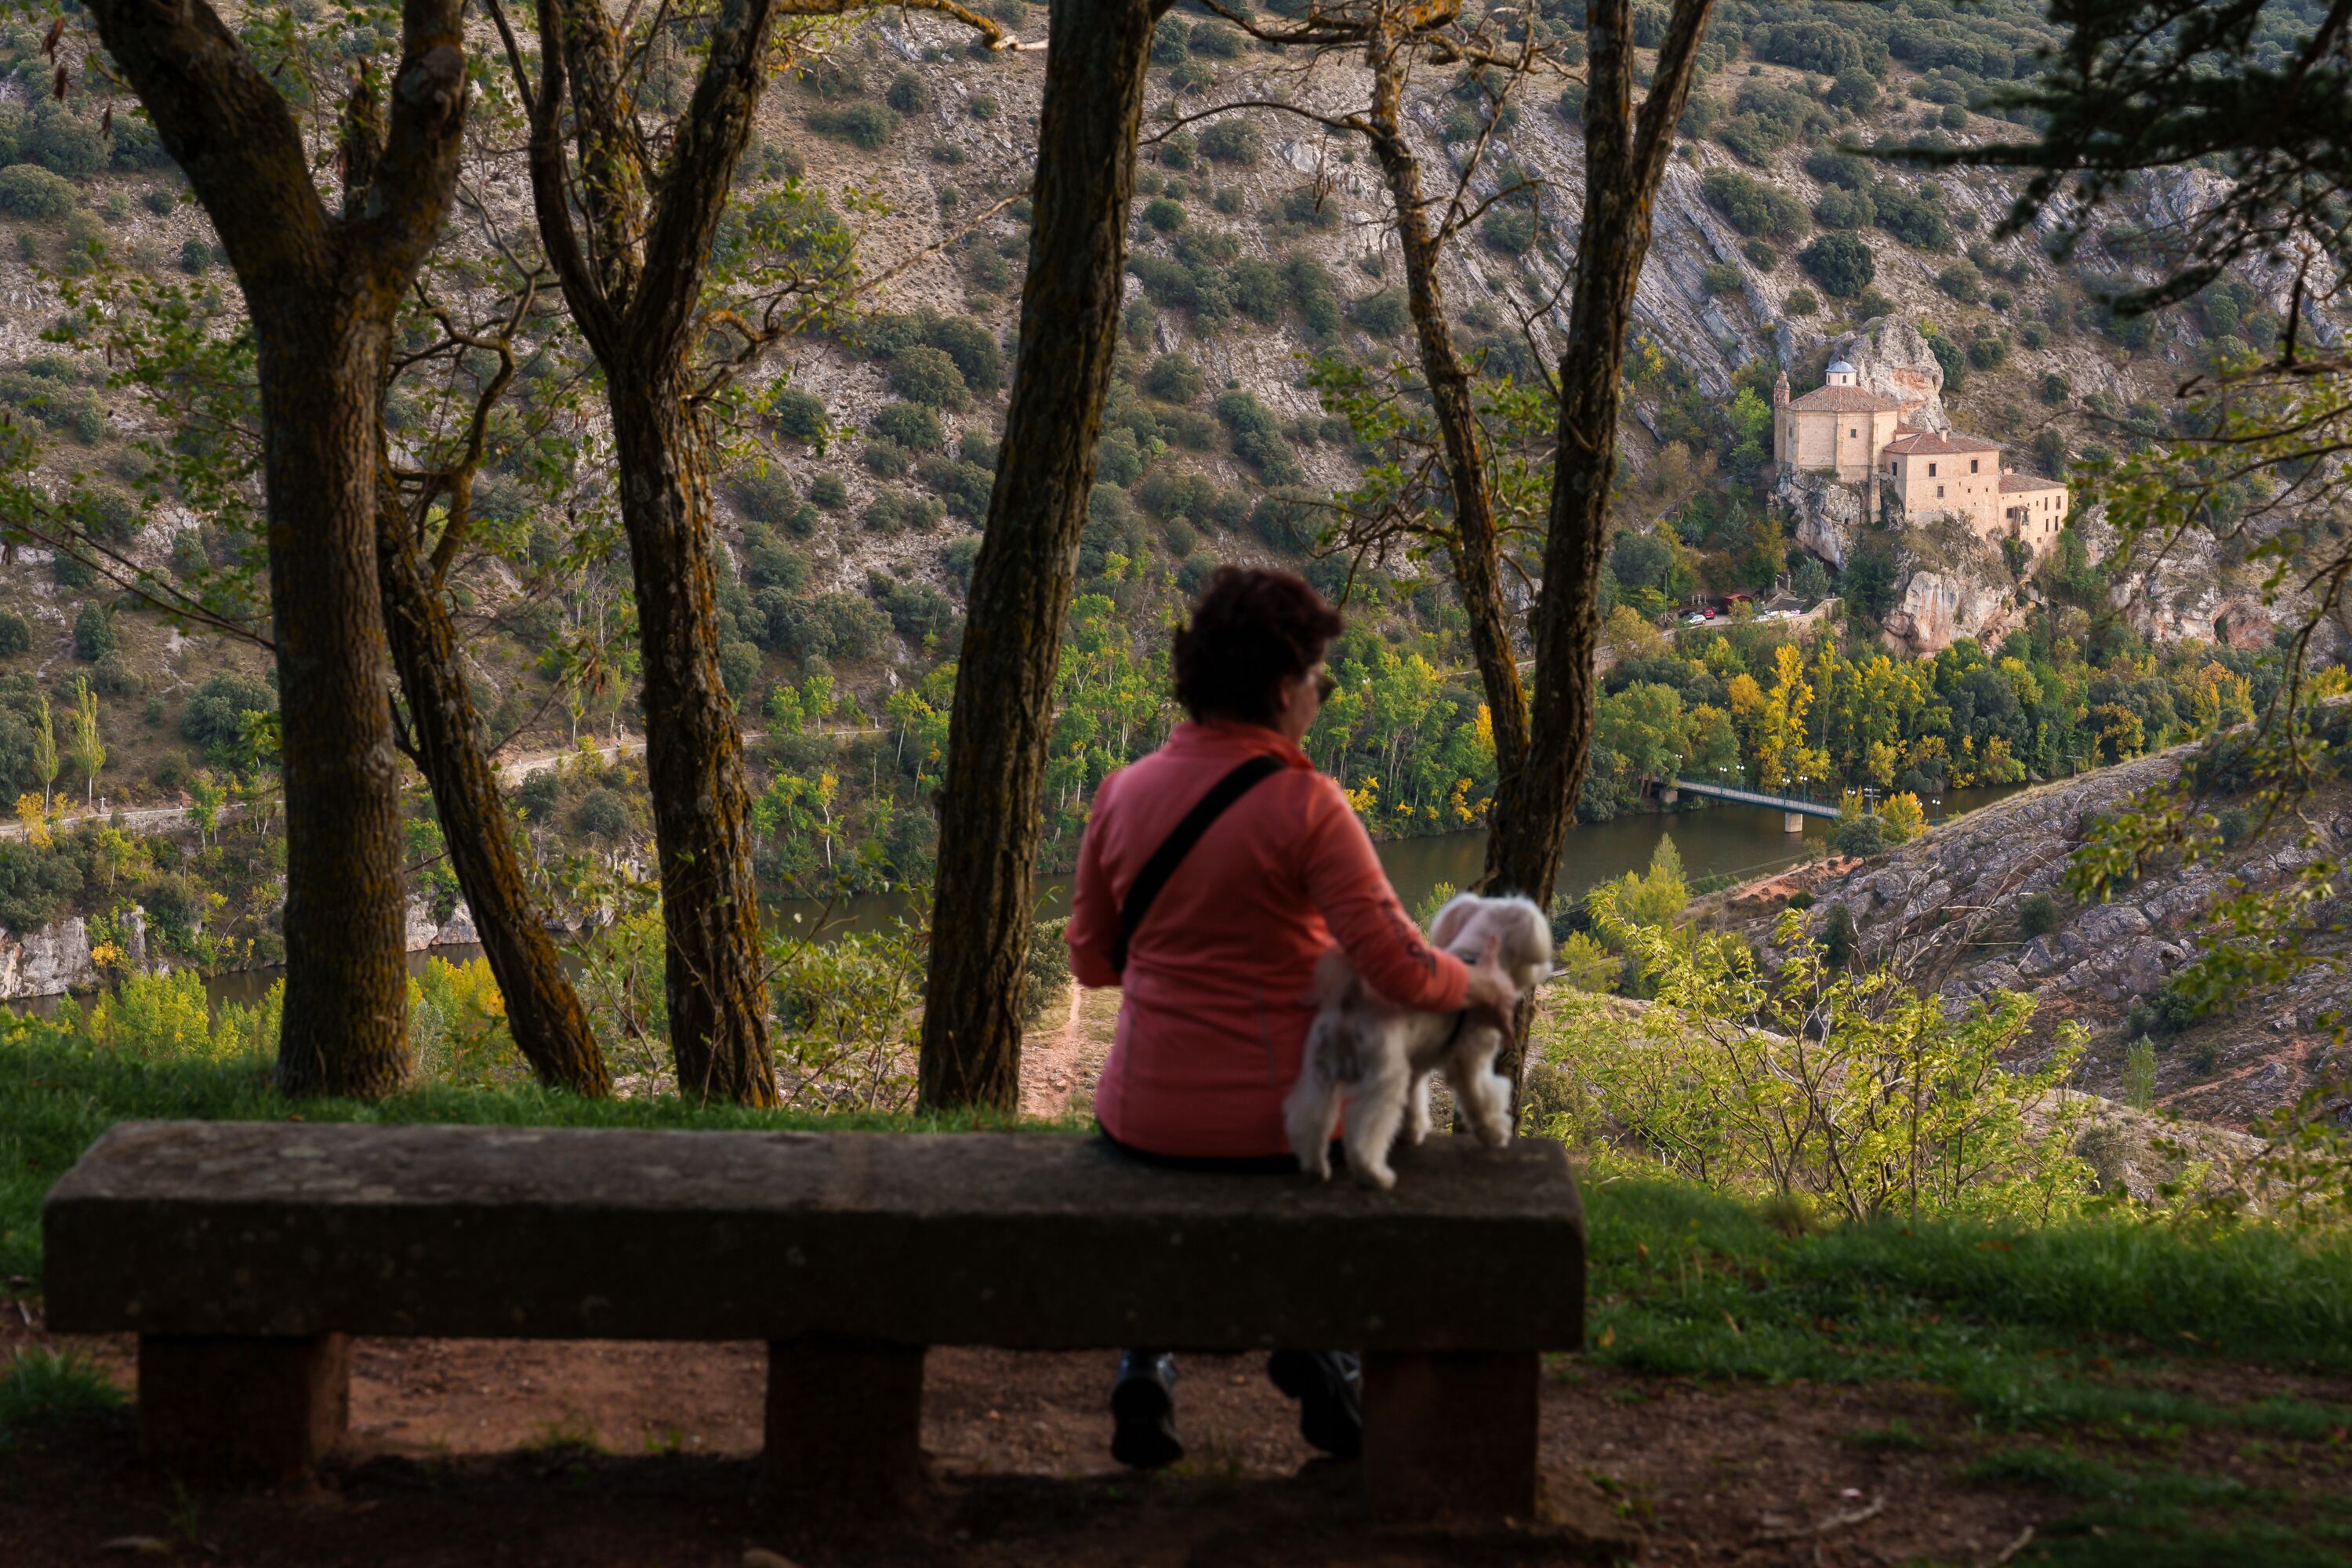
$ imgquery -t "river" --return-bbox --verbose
[67,787,2013,1018]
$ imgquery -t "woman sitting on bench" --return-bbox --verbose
[1065,566,1520,1470]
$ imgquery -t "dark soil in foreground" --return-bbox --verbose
[11,1322,2347,1566]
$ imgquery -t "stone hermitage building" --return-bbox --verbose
[1773,359,2069,554]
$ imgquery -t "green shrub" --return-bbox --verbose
[1145,353,1205,404]
[1189,20,1244,56]
[1700,261,1744,297]
[862,437,910,477]
[0,612,27,657]
[1799,232,1875,299]
[26,104,104,177]
[71,602,114,662]
[888,345,969,408]
[918,313,1004,392]
[1024,916,1073,1022]
[181,670,275,759]
[575,787,633,838]
[1784,286,1820,316]
[1348,287,1410,338]
[1200,119,1261,166]
[884,71,924,114]
[1874,183,1951,250]
[1142,196,1185,233]
[0,163,74,219]
[969,94,999,122]
[771,387,827,441]
[733,466,801,526]
[2016,891,2061,937]
[177,235,210,275]
[1283,252,1341,338]
[808,101,898,150]
[1813,187,1875,229]
[1480,208,1538,254]
[1700,168,1809,243]
[808,474,848,510]
[1832,812,1886,856]
[1214,390,1303,484]
[871,401,944,451]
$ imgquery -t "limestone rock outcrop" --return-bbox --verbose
[1704,745,2352,1130]
[1826,318,1948,432]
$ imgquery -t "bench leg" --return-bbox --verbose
[765,1337,927,1510]
[138,1334,350,1487]
[1361,1350,1540,1524]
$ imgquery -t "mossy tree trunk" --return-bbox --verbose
[376,476,612,1096]
[1484,0,1716,1089]
[1363,40,1530,787]
[85,0,470,1098]
[916,0,1173,1111]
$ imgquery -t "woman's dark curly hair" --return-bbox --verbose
[1171,566,1344,726]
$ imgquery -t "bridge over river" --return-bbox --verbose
[1659,778,1842,830]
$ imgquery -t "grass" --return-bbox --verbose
[1962,1445,2352,1567]
[1578,1174,2352,1429]
[0,1347,124,1449]
[9,1033,2352,1559]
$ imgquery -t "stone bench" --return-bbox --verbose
[42,1120,1585,1521]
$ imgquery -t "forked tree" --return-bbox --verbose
[1187,0,1560,785]
[917,0,1177,1110]
[81,0,473,1097]
[493,0,1010,1105]
[1486,0,1715,1084]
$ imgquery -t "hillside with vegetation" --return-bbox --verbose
[0,0,2328,946]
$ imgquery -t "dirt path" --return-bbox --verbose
[1017,984,1117,1121]
[24,1310,2339,1566]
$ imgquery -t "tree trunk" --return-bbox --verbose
[1483,0,1715,1088]
[376,477,612,1096]
[609,366,779,1106]
[1364,46,1530,790]
[255,314,412,1099]
[916,0,1169,1111]
[86,0,470,1099]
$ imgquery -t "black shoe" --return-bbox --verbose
[1110,1351,1183,1470]
[1267,1349,1362,1460]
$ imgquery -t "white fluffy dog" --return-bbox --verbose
[1285,893,1554,1189]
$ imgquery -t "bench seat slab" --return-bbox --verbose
[43,1123,1584,1354]
[139,1333,350,1486]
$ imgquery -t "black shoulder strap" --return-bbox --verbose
[1112,753,1286,976]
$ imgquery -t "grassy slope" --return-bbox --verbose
[6,1035,2352,1560]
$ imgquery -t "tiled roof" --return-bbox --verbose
[1884,430,2002,456]
[1999,472,2066,492]
[1786,385,1906,413]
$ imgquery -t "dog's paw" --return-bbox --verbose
[1300,1153,1331,1181]
[1352,1162,1397,1192]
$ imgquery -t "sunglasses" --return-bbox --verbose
[1313,670,1338,702]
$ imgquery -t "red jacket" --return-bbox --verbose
[1068,720,1469,1159]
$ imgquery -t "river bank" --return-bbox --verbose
[3,786,2025,1016]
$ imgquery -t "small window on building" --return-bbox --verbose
[1849,427,1858,438]
[1936,485,1945,499]
[1928,462,1938,477]
[1970,459,1980,474]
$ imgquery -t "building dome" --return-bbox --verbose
[1824,358,1857,387]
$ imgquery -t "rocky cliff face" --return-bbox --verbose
[1828,318,1949,431]
[0,909,161,1000]
[1771,317,2032,655]
[1699,749,2352,1130]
